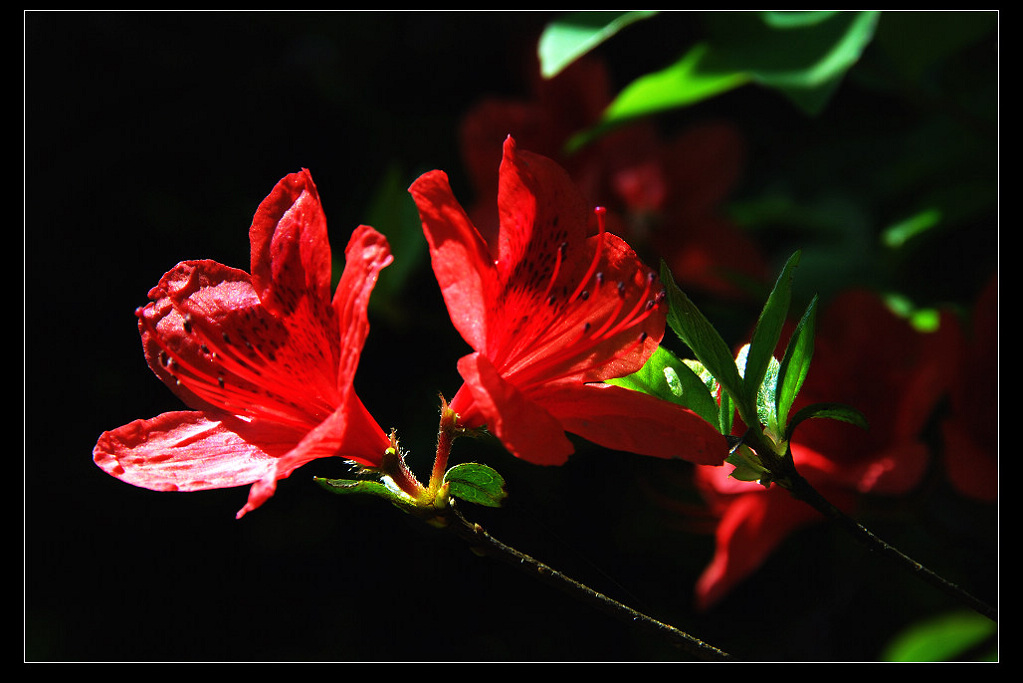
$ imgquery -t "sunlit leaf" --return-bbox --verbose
[602,42,749,122]
[775,294,818,433]
[444,463,507,508]
[743,251,800,412]
[314,477,414,506]
[736,343,781,434]
[609,345,720,429]
[538,11,658,78]
[660,260,745,409]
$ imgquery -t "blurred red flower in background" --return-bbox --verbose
[460,55,767,300]
[692,289,959,608]
[941,274,998,503]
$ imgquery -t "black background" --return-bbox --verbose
[26,11,997,662]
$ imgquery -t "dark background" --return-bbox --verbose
[26,11,997,662]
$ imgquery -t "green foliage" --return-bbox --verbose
[775,295,818,434]
[743,251,801,418]
[660,260,745,414]
[556,10,882,149]
[698,10,881,114]
[314,476,415,506]
[590,42,750,132]
[537,11,658,79]
[784,402,869,442]
[443,463,507,508]
[654,250,877,483]
[358,162,428,322]
[882,611,997,662]
[608,345,721,430]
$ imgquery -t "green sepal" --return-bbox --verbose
[725,444,773,488]
[443,463,508,508]
[608,345,721,430]
[784,401,870,442]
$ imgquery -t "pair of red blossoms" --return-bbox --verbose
[93,136,728,519]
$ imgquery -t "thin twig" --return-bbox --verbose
[785,465,998,623]
[441,501,733,661]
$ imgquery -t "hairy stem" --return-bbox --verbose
[442,501,733,661]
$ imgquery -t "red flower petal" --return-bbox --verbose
[545,383,729,466]
[411,137,727,467]
[95,171,392,516]
[94,411,294,492]
[452,352,575,466]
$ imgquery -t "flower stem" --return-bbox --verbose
[744,429,997,623]
[786,468,997,622]
[442,501,733,661]
[427,398,459,499]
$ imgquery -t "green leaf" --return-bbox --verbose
[608,345,720,429]
[775,294,818,433]
[606,40,749,117]
[761,10,841,29]
[538,11,658,79]
[743,251,800,412]
[702,10,882,115]
[717,388,735,436]
[314,477,415,507]
[660,261,745,408]
[735,343,781,435]
[361,163,427,316]
[443,463,507,508]
[784,401,869,442]
[883,611,997,662]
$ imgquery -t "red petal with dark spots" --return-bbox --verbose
[94,170,393,517]
[410,137,727,467]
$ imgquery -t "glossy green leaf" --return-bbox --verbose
[736,343,781,435]
[660,261,745,408]
[743,251,800,412]
[883,611,997,662]
[538,11,658,79]
[609,345,720,429]
[444,463,507,508]
[775,294,818,433]
[784,401,869,442]
[600,41,749,124]
[313,477,415,506]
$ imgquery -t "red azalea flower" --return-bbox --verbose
[460,55,767,299]
[93,170,395,518]
[941,274,998,502]
[692,289,958,608]
[408,136,727,467]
